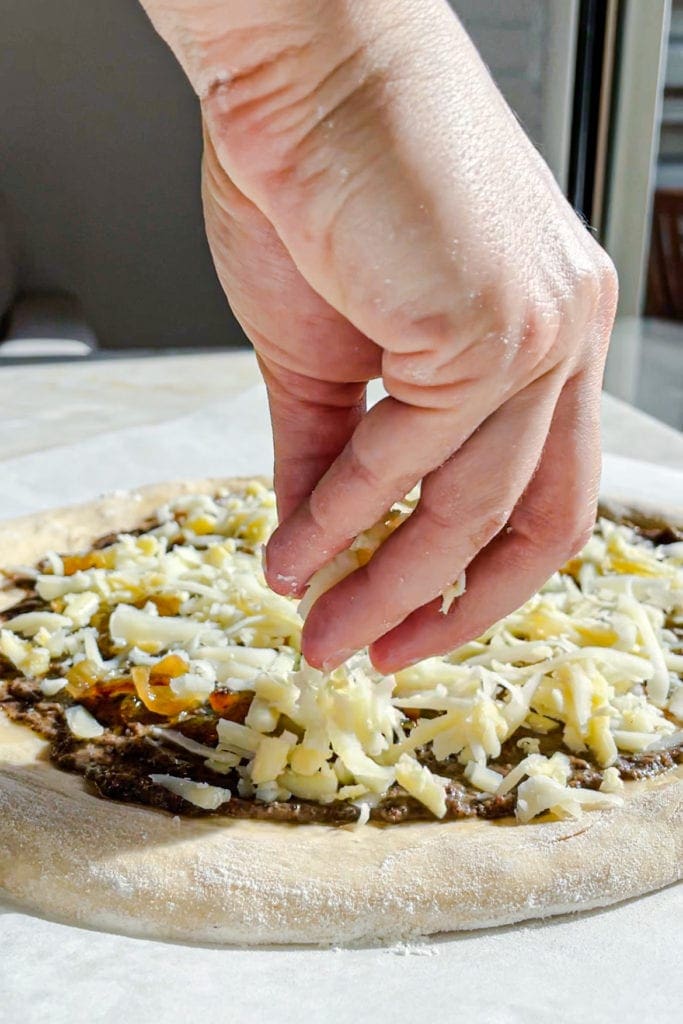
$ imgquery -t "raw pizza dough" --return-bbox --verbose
[0,479,681,946]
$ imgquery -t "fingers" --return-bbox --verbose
[259,359,368,524]
[370,371,601,672]
[263,374,513,597]
[300,370,564,668]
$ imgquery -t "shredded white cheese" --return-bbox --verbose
[2,483,681,824]
[64,704,105,739]
[149,774,231,810]
[515,775,622,824]
[298,489,468,619]
[40,676,68,696]
[440,571,467,614]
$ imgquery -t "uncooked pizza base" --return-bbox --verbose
[0,479,681,946]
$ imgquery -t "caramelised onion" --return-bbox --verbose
[131,660,197,716]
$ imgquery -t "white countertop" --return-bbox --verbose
[1,351,682,1024]
[2,349,683,468]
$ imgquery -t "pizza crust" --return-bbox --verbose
[1,479,681,945]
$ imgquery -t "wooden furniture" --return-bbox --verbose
[646,187,683,319]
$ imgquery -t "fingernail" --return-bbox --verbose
[278,572,303,595]
[262,545,302,595]
[370,646,423,674]
[321,651,354,672]
[306,637,355,672]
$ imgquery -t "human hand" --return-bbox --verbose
[141,0,617,671]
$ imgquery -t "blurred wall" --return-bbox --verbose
[454,0,546,142]
[1,0,238,350]
[1,0,569,350]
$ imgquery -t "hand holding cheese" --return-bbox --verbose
[140,0,618,670]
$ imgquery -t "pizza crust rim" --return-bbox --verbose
[0,477,681,946]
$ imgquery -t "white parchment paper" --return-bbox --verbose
[0,383,681,1024]
[0,386,274,520]
[1,383,683,520]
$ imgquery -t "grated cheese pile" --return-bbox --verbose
[1,481,682,824]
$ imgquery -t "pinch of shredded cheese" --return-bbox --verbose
[297,487,467,620]
[1,482,682,824]
[441,571,467,614]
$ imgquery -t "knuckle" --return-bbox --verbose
[575,265,603,320]
[506,247,619,376]
[386,312,459,356]
[466,508,511,549]
[347,440,384,492]
[419,500,459,534]
[419,474,513,545]
[381,351,437,407]
[517,306,561,374]
[597,252,619,306]
[381,350,465,409]
[515,498,596,563]
[571,249,619,327]
[595,254,619,326]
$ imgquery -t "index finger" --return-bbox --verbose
[264,386,502,597]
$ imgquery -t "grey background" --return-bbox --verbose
[0,0,554,350]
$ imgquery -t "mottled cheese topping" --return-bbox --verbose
[1,481,682,822]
